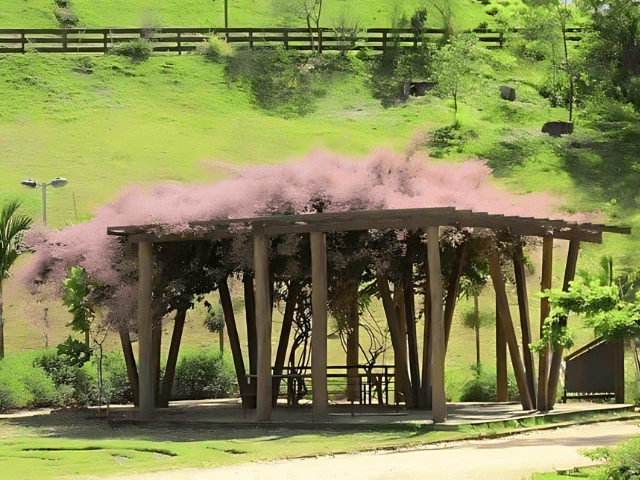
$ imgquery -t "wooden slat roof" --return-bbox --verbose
[107,207,630,244]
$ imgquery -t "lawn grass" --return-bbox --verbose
[0,0,491,30]
[0,408,635,479]
[1,11,640,406]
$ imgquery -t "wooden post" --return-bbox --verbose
[103,31,108,54]
[137,241,154,420]
[249,28,254,48]
[21,33,26,54]
[496,296,508,402]
[537,237,553,412]
[158,309,186,408]
[254,229,272,421]
[444,244,466,351]
[177,31,182,55]
[284,30,288,50]
[421,252,432,408]
[377,274,413,408]
[318,29,323,54]
[427,226,446,423]
[382,31,387,51]
[614,341,625,404]
[513,244,537,408]
[404,246,421,408]
[310,231,328,419]
[547,239,580,409]
[488,252,534,410]
[62,30,68,50]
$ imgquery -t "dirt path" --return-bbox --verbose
[109,420,640,480]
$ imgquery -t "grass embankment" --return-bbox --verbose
[0,0,491,29]
[2,44,640,402]
[0,409,636,479]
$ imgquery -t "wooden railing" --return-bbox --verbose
[0,27,583,55]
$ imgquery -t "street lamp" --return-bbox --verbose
[21,177,68,226]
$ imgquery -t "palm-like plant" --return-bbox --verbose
[0,200,33,359]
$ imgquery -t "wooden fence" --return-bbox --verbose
[0,27,583,55]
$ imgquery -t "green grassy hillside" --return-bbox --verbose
[1,1,640,404]
[0,0,491,29]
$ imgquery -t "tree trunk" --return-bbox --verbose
[546,239,580,409]
[273,281,299,406]
[393,286,409,404]
[85,329,90,350]
[119,326,139,406]
[158,309,186,408]
[219,277,250,407]
[377,273,413,408]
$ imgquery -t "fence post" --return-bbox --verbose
[249,28,253,48]
[284,30,288,50]
[318,28,323,54]
[103,30,108,54]
[21,33,26,54]
[62,30,68,50]
[382,30,387,51]
[176,31,181,55]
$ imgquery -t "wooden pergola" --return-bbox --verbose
[107,207,630,423]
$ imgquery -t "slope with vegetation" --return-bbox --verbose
[0,0,639,413]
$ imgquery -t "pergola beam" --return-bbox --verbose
[109,207,629,245]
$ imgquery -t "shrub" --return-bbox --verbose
[109,39,153,62]
[0,351,63,410]
[459,366,519,402]
[197,36,233,62]
[54,8,78,27]
[56,336,91,367]
[226,46,323,117]
[174,349,236,400]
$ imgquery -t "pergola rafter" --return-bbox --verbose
[107,207,630,422]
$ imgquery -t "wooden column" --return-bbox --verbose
[614,341,625,404]
[547,239,580,409]
[254,229,272,421]
[137,241,154,420]
[496,297,508,402]
[488,252,534,410]
[537,237,553,412]
[421,253,432,409]
[311,231,329,418]
[513,245,537,408]
[427,226,446,423]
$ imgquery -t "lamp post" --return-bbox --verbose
[20,177,68,226]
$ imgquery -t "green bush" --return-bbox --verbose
[174,349,236,400]
[109,39,153,62]
[0,351,63,410]
[197,36,233,62]
[54,8,78,27]
[583,435,640,479]
[226,47,323,117]
[459,366,519,402]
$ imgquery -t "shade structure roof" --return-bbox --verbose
[106,207,630,244]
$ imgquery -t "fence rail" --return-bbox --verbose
[0,26,583,55]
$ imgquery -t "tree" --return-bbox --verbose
[272,0,323,53]
[0,200,33,360]
[62,266,94,349]
[433,34,479,119]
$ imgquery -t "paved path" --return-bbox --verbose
[109,420,640,480]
